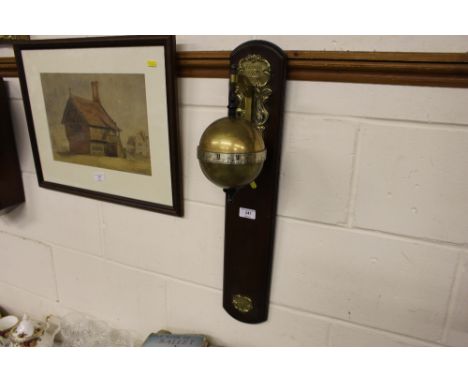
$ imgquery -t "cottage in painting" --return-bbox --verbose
[61,81,124,157]
[126,131,150,158]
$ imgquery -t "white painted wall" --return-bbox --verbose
[1,36,468,346]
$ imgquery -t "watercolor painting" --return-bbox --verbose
[40,73,152,175]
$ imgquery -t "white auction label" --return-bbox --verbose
[239,207,256,220]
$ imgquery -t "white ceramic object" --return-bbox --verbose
[8,314,60,346]
[16,314,34,337]
[0,315,19,333]
[9,314,45,344]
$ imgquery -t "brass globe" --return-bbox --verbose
[197,116,267,189]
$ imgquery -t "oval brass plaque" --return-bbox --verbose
[232,294,253,313]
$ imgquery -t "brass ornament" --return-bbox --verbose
[197,117,266,188]
[236,54,272,131]
[197,54,272,190]
[232,294,253,313]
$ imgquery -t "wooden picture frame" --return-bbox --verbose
[14,36,182,216]
[0,77,25,214]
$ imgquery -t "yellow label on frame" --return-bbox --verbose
[147,60,157,67]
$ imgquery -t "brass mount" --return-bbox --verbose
[235,54,272,131]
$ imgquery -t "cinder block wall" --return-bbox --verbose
[1,36,468,346]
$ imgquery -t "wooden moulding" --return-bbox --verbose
[0,57,18,77]
[177,50,468,87]
[2,50,468,87]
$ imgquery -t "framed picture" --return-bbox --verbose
[14,36,182,216]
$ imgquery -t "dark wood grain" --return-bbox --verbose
[176,50,468,87]
[0,78,25,212]
[3,50,468,87]
[0,57,18,77]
